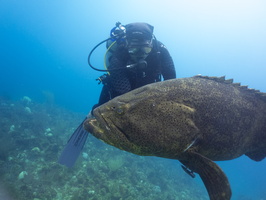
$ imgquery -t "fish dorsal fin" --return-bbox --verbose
[194,75,266,101]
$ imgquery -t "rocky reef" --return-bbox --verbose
[0,96,208,200]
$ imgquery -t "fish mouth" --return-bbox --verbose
[100,114,129,140]
[84,108,131,145]
[83,117,104,138]
[83,109,107,137]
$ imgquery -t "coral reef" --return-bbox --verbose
[0,96,208,200]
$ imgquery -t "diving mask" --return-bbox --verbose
[128,45,152,61]
[128,46,152,55]
[127,37,153,61]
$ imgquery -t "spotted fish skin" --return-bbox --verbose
[84,76,266,200]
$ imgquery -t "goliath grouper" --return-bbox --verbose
[84,75,266,200]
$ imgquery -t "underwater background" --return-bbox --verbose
[0,0,266,199]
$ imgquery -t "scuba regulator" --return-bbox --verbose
[110,22,126,42]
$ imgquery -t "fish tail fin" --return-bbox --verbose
[58,118,88,167]
[181,151,231,200]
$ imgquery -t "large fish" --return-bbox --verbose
[84,75,266,200]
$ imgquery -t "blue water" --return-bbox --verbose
[1,1,266,199]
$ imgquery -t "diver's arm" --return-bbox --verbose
[158,42,176,80]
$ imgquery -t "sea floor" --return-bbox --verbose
[0,96,209,200]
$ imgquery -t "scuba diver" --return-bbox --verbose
[92,22,176,109]
[58,22,176,167]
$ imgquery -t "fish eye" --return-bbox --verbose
[110,106,124,114]
[116,108,124,115]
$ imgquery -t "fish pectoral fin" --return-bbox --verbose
[180,151,232,200]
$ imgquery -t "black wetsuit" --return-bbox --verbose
[93,40,176,109]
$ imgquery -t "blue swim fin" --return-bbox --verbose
[58,118,88,167]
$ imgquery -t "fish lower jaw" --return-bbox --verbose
[84,118,104,136]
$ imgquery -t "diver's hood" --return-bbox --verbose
[126,22,154,46]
